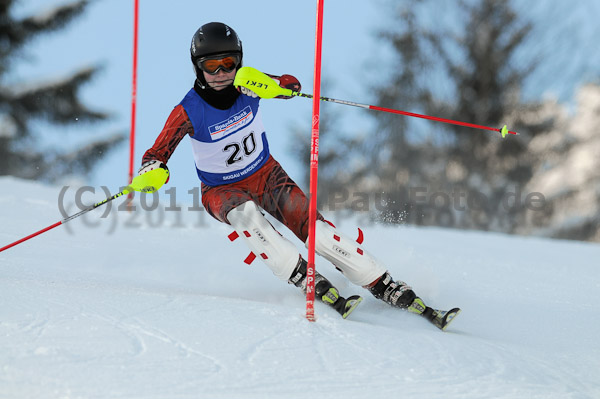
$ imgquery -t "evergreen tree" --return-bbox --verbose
[0,0,124,182]
[358,0,550,232]
[365,4,437,224]
[522,83,600,242]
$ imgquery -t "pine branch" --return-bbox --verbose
[8,65,109,132]
[4,131,126,181]
[13,1,88,47]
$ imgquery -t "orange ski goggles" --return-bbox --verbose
[197,54,240,75]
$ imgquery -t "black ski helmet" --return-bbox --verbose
[190,22,243,85]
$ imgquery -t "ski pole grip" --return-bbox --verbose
[234,67,293,99]
[128,167,169,193]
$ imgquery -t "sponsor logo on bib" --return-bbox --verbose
[209,106,253,140]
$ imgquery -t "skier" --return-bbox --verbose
[138,22,459,330]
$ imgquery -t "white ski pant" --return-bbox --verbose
[227,201,300,281]
[309,220,386,287]
[227,201,386,286]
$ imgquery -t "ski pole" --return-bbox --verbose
[0,189,129,253]
[234,66,517,138]
[0,165,169,253]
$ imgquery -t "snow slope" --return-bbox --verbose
[1,177,599,399]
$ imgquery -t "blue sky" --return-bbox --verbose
[10,0,600,199]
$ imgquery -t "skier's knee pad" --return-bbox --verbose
[227,201,300,281]
[309,220,387,286]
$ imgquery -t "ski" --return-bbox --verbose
[342,295,363,319]
[334,295,363,319]
[426,307,461,331]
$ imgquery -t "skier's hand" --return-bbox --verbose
[274,74,301,99]
[238,86,258,98]
[130,160,170,193]
[138,160,169,178]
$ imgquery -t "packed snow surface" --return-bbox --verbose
[1,177,599,398]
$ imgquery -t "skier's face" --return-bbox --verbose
[203,68,236,91]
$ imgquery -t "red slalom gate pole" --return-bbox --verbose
[128,0,140,193]
[306,0,325,322]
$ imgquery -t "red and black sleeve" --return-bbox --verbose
[141,105,194,165]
